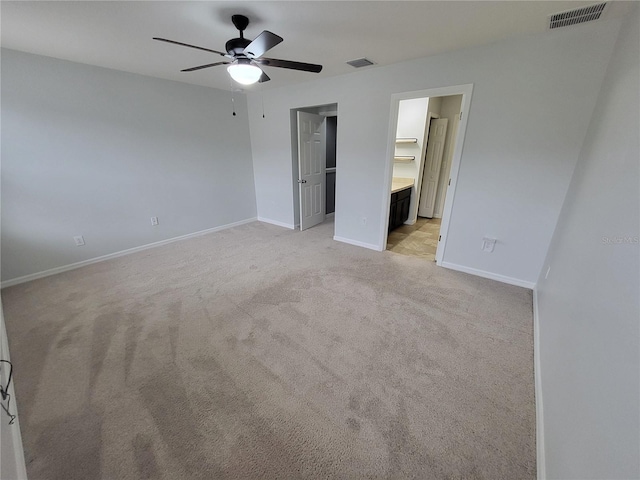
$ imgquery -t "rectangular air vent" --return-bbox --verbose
[346,58,375,68]
[549,3,607,29]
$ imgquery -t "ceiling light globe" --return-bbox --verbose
[227,64,262,85]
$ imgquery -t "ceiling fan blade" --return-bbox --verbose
[153,37,226,57]
[255,57,323,73]
[258,70,271,83]
[243,30,283,59]
[181,62,229,72]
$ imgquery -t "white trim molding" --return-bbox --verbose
[1,217,258,288]
[440,261,536,289]
[333,236,381,251]
[533,288,546,480]
[257,216,296,230]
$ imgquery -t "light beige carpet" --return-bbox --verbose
[2,220,535,479]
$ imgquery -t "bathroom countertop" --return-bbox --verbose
[391,177,414,194]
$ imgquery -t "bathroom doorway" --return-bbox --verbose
[381,85,473,264]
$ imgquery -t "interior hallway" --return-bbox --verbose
[387,217,442,261]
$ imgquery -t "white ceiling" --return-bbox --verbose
[1,1,631,92]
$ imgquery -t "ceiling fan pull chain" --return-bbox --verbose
[229,77,236,117]
[261,83,265,119]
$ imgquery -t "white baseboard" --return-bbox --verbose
[257,216,295,230]
[533,288,546,480]
[0,305,28,479]
[1,217,257,288]
[440,262,536,289]
[333,235,381,251]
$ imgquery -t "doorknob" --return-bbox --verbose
[298,179,307,183]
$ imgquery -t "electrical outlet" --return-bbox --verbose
[73,235,85,246]
[151,217,159,226]
[481,237,496,253]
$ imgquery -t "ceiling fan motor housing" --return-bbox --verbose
[225,37,251,57]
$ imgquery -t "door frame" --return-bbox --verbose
[290,103,338,230]
[380,84,473,265]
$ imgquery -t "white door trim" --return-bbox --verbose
[380,84,474,265]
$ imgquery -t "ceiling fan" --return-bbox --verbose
[154,14,323,86]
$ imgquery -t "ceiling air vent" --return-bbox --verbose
[549,3,607,29]
[346,58,375,68]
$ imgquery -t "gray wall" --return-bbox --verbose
[247,18,621,285]
[1,50,257,282]
[536,7,639,479]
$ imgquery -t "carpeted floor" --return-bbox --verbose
[1,219,536,479]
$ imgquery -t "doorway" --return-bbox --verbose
[387,95,460,261]
[381,85,473,264]
[291,103,338,231]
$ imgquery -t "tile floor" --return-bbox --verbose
[387,217,442,261]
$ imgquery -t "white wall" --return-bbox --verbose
[535,6,639,479]
[1,49,257,282]
[434,95,462,218]
[393,97,429,181]
[426,97,442,118]
[247,18,621,284]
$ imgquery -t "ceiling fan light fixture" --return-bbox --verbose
[155,14,323,84]
[227,63,262,85]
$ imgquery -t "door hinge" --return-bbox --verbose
[459,112,463,120]
[438,235,441,241]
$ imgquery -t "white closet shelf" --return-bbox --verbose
[394,156,415,162]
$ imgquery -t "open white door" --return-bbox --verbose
[297,111,326,230]
[418,118,448,218]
